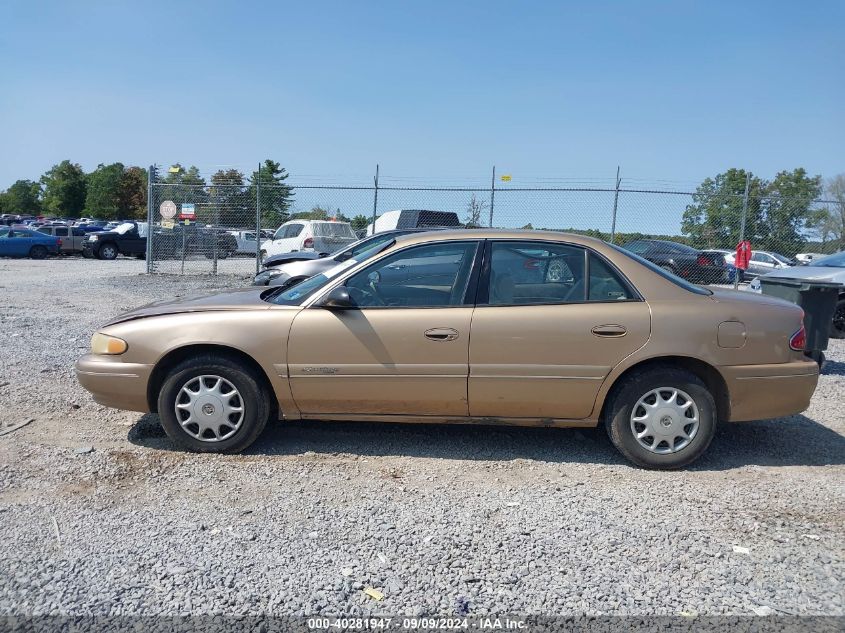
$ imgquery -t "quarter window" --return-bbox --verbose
[285,224,304,238]
[345,241,479,308]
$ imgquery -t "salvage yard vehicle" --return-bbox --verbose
[83,221,148,259]
[260,220,358,261]
[622,239,728,284]
[76,230,819,469]
[228,230,260,255]
[36,225,88,253]
[0,227,61,258]
[365,209,462,235]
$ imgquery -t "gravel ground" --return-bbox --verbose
[0,257,843,618]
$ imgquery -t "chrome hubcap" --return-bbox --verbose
[630,387,699,454]
[175,375,244,442]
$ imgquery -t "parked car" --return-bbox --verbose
[253,228,451,287]
[700,249,743,283]
[153,225,238,259]
[82,221,148,259]
[37,225,88,253]
[0,227,61,258]
[748,250,845,339]
[260,220,358,260]
[738,250,795,276]
[228,230,261,255]
[365,209,462,235]
[76,229,818,469]
[622,239,727,283]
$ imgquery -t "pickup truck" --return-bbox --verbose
[82,221,148,259]
[36,225,88,254]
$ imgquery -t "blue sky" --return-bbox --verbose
[1,0,843,192]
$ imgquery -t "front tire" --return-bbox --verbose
[98,243,118,260]
[157,355,271,453]
[830,299,845,340]
[604,367,717,469]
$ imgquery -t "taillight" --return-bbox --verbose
[789,325,806,351]
[57,238,62,247]
[697,254,710,266]
[303,237,314,249]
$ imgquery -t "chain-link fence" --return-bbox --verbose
[146,166,843,280]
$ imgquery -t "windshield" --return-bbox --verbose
[609,243,712,295]
[268,240,394,305]
[622,241,651,254]
[771,252,792,265]
[813,251,845,268]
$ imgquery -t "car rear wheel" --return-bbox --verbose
[157,355,271,453]
[831,298,845,339]
[604,367,717,469]
[98,243,118,260]
[29,245,48,259]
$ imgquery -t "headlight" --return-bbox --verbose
[88,235,99,241]
[255,269,284,282]
[91,332,128,355]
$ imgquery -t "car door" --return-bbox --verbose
[749,252,774,276]
[287,240,482,416]
[53,226,70,252]
[468,240,651,420]
[267,223,303,255]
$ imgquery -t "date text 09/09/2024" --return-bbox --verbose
[307,617,527,630]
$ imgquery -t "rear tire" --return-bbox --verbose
[830,299,845,339]
[29,245,48,259]
[157,355,271,453]
[604,367,717,469]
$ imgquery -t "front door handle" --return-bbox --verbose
[424,327,459,341]
[591,324,627,338]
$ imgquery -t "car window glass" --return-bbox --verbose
[814,252,845,267]
[285,224,304,238]
[589,253,635,301]
[345,241,478,308]
[623,241,651,254]
[72,228,85,236]
[55,227,68,236]
[487,241,586,305]
[0,228,9,237]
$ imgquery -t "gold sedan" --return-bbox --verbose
[76,230,819,469]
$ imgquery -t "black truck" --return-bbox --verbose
[82,221,237,260]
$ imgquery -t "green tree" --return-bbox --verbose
[350,214,369,231]
[119,166,148,220]
[249,159,294,228]
[3,179,42,215]
[681,169,766,249]
[291,206,330,220]
[158,164,207,221]
[209,169,246,226]
[40,160,87,218]
[85,163,125,219]
[759,168,822,254]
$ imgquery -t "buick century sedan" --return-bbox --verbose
[76,230,819,469]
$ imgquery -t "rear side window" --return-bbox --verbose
[55,227,68,237]
[589,253,635,301]
[284,224,304,238]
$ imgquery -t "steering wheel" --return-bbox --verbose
[348,285,385,307]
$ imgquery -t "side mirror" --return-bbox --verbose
[318,286,356,309]
[318,252,330,258]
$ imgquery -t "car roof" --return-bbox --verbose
[389,229,610,250]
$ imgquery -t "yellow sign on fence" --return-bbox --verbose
[500,174,512,182]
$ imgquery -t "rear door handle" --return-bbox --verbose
[424,327,459,341]
[591,324,627,338]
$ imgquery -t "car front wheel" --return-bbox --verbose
[157,355,271,453]
[98,243,118,260]
[604,367,717,469]
[831,298,845,339]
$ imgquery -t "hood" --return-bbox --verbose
[264,251,325,267]
[758,266,845,284]
[104,287,273,325]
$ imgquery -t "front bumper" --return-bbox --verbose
[81,242,97,258]
[75,354,153,412]
[722,359,819,421]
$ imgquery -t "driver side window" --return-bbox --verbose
[345,241,479,308]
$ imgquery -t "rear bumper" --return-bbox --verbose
[722,359,819,421]
[75,354,153,413]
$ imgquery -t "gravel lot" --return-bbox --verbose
[0,257,843,618]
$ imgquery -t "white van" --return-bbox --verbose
[260,220,357,260]
[365,209,461,235]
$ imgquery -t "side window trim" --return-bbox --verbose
[477,239,643,307]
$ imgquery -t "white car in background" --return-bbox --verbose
[228,230,260,255]
[260,220,358,260]
[795,253,825,265]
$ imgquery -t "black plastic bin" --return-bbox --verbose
[759,277,841,363]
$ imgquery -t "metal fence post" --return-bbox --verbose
[146,165,154,273]
[610,166,621,244]
[734,171,751,289]
[489,166,496,228]
[371,164,379,234]
[255,162,262,273]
